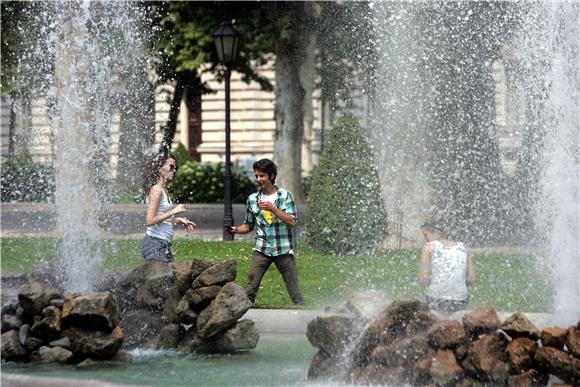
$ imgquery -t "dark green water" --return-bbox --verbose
[2,334,319,386]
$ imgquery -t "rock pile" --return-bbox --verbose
[1,282,126,364]
[114,258,259,354]
[307,298,580,386]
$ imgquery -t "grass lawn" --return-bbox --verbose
[1,237,552,312]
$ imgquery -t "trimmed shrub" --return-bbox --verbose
[1,151,55,202]
[305,113,388,255]
[169,161,257,204]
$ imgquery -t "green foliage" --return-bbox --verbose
[306,113,387,255]
[169,161,256,204]
[1,151,55,202]
[172,143,193,167]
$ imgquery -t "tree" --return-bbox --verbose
[306,113,388,255]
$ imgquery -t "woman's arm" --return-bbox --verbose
[466,254,475,286]
[418,244,433,287]
[145,187,186,226]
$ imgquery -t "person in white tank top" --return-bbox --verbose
[418,222,475,314]
[141,155,197,268]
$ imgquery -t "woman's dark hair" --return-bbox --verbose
[421,221,446,236]
[143,153,177,195]
[253,158,277,184]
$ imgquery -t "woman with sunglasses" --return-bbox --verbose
[141,154,196,266]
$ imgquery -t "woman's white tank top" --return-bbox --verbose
[427,241,469,301]
[145,190,173,241]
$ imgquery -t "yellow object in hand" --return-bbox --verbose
[263,210,273,224]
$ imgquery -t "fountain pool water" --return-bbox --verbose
[2,334,318,386]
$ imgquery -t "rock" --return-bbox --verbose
[62,325,124,359]
[379,300,430,327]
[196,282,252,338]
[352,317,398,366]
[176,296,198,324]
[162,287,182,323]
[143,272,175,305]
[565,326,580,358]
[1,313,22,333]
[18,324,30,345]
[404,310,440,336]
[172,261,193,292]
[371,335,434,368]
[541,327,568,350]
[190,258,216,281]
[18,282,62,317]
[62,292,119,332]
[49,336,71,349]
[191,259,237,289]
[185,285,222,309]
[30,306,62,341]
[343,290,393,322]
[120,309,164,349]
[93,269,124,294]
[308,351,340,380]
[506,337,538,373]
[462,307,500,337]
[427,319,468,349]
[1,330,28,360]
[462,332,510,381]
[430,349,463,385]
[49,299,64,308]
[534,346,580,385]
[306,315,356,357]
[507,369,549,387]
[501,312,540,340]
[189,320,260,354]
[37,346,73,364]
[1,302,18,315]
[24,336,43,352]
[157,323,186,349]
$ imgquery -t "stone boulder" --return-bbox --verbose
[427,319,467,349]
[180,320,259,354]
[172,261,193,292]
[430,349,463,385]
[30,306,62,341]
[565,326,580,358]
[185,286,222,309]
[196,282,251,338]
[191,259,237,289]
[540,326,568,350]
[62,292,120,332]
[343,290,393,323]
[1,329,28,360]
[62,325,124,359]
[190,258,218,281]
[501,312,540,340]
[462,333,510,381]
[506,337,538,374]
[36,346,73,364]
[306,316,356,357]
[534,346,580,385]
[462,307,500,337]
[18,282,62,317]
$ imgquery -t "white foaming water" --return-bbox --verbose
[47,1,150,291]
[534,2,580,325]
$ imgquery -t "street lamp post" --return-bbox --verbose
[214,18,239,241]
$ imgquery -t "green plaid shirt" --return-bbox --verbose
[243,187,296,257]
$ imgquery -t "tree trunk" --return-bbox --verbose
[273,5,308,203]
[159,78,185,157]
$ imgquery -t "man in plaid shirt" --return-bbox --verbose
[229,159,305,305]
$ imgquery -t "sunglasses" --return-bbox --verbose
[164,163,177,171]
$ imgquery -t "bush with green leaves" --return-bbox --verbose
[169,161,257,203]
[305,113,388,255]
[1,150,55,202]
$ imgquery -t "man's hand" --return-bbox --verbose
[257,201,275,212]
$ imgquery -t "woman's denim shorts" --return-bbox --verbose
[141,234,174,262]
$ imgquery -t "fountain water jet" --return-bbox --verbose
[368,1,579,322]
[44,1,153,291]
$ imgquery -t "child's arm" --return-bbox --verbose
[418,244,433,287]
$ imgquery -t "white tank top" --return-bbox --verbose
[427,240,469,301]
[145,189,174,241]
